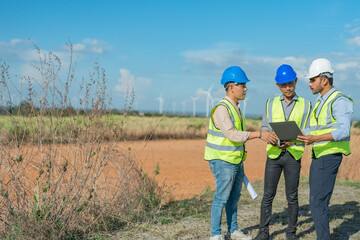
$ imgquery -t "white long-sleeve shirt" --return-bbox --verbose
[212,96,250,143]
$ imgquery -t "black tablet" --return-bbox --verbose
[269,121,303,141]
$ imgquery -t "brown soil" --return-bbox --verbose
[115,136,360,201]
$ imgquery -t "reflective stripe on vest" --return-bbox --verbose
[266,96,311,160]
[310,91,352,158]
[204,99,246,164]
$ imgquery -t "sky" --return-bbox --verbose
[0,0,359,119]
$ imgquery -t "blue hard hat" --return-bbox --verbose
[221,66,250,85]
[275,64,297,84]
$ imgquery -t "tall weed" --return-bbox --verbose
[0,42,164,239]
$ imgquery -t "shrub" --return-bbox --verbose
[0,42,164,239]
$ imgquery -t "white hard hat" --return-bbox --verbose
[306,58,334,79]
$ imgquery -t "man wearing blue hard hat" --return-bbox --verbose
[254,64,311,240]
[204,66,278,240]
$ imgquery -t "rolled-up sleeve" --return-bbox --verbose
[260,108,270,132]
[331,97,353,141]
[213,105,250,143]
[302,104,312,135]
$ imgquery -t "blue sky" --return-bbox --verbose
[1,0,359,119]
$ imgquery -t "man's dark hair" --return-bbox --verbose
[327,77,333,86]
[320,74,333,86]
[224,81,235,91]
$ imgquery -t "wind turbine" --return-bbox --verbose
[172,102,176,115]
[242,96,249,119]
[210,96,215,110]
[134,101,138,111]
[156,94,164,114]
[181,100,186,115]
[191,97,198,117]
[201,86,213,118]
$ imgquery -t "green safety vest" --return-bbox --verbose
[204,98,246,164]
[310,91,352,158]
[266,96,311,160]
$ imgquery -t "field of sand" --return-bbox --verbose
[115,136,360,200]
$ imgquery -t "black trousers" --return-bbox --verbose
[259,151,301,234]
[309,153,342,240]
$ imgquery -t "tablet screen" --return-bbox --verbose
[269,121,303,141]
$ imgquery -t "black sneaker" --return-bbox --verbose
[253,231,269,240]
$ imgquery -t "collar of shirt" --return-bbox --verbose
[316,87,336,103]
[224,96,240,109]
[224,96,243,122]
[314,87,337,117]
[279,93,299,104]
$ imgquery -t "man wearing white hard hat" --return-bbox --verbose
[297,58,353,240]
[204,66,277,240]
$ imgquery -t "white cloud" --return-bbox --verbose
[20,49,41,62]
[0,38,33,60]
[182,43,360,97]
[344,19,360,48]
[182,45,308,81]
[0,38,31,48]
[335,61,358,71]
[345,19,360,33]
[10,38,29,46]
[63,38,111,54]
[72,43,87,52]
[346,36,360,47]
[195,88,206,98]
[182,48,236,67]
[115,68,151,93]
[0,38,70,63]
[0,38,109,83]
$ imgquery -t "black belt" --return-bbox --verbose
[281,149,288,155]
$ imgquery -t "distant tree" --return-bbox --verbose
[12,101,38,116]
[63,106,76,116]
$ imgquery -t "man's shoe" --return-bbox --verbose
[253,231,269,240]
[286,233,297,240]
[210,235,225,240]
[225,230,251,240]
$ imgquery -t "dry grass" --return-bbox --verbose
[0,42,165,239]
[299,133,360,182]
[0,115,261,142]
[112,177,360,240]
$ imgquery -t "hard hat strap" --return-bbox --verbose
[319,72,333,79]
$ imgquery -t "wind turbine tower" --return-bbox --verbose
[202,86,213,118]
[242,96,249,119]
[181,100,186,115]
[191,97,198,117]
[172,102,176,115]
[156,94,164,114]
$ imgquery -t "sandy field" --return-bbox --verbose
[115,136,360,201]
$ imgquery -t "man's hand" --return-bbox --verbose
[278,141,292,150]
[261,130,278,145]
[297,135,317,145]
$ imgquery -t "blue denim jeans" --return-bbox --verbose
[309,152,342,240]
[209,159,244,236]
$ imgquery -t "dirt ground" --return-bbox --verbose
[115,137,360,201]
[114,139,263,201]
